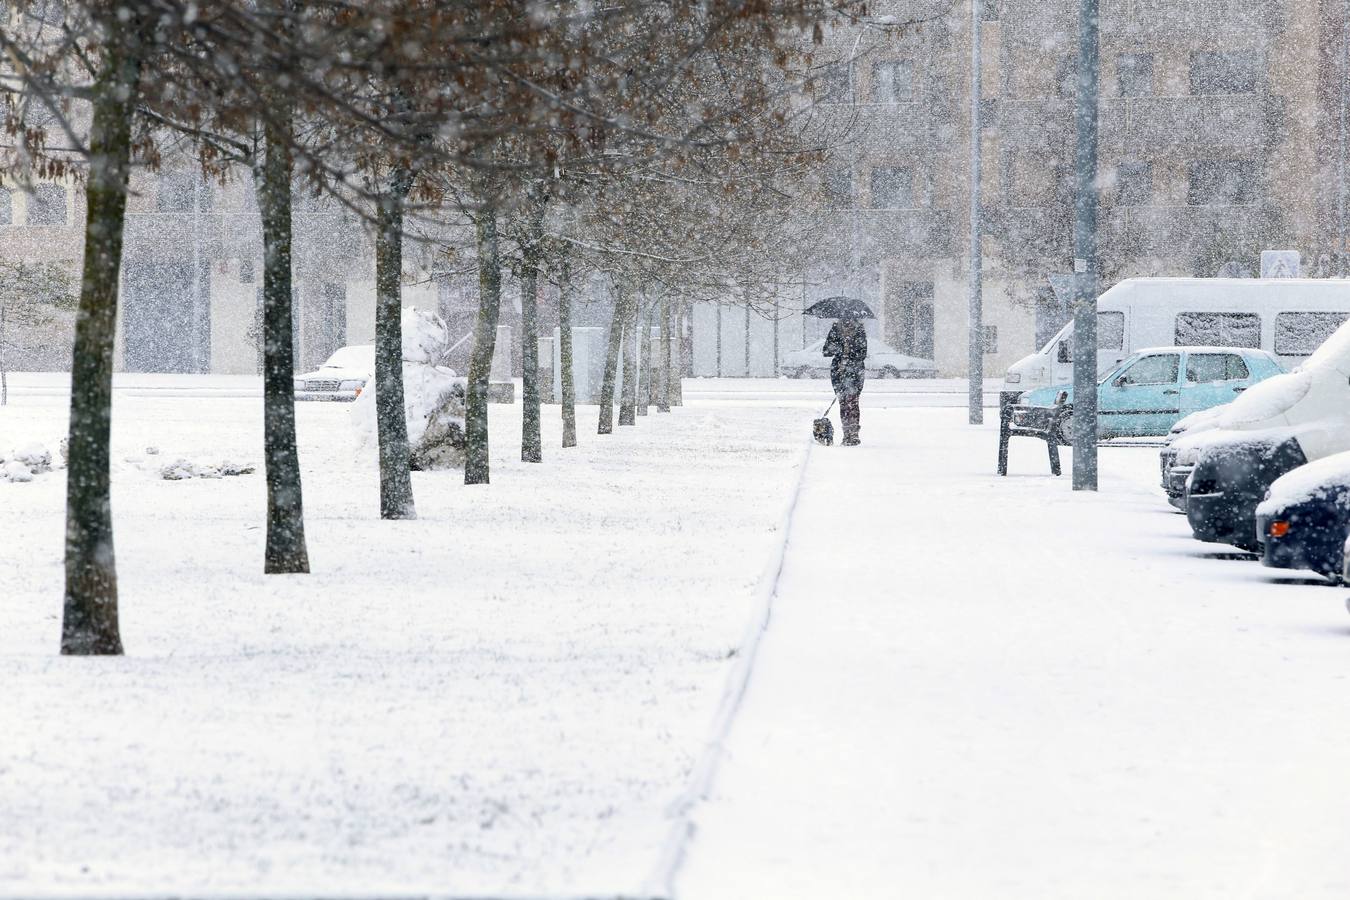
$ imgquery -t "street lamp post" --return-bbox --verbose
[968,0,984,425]
[1071,0,1100,491]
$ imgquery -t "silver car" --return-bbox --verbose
[779,337,938,379]
[294,345,374,401]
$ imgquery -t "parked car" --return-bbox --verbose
[1001,276,1350,397]
[1159,404,1230,511]
[1014,346,1282,442]
[780,337,937,379]
[1254,453,1350,582]
[1182,318,1350,551]
[294,345,374,401]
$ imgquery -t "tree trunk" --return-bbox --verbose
[255,115,310,574]
[60,32,146,655]
[672,302,686,406]
[597,284,626,434]
[638,305,653,417]
[658,294,672,413]
[1,301,8,407]
[465,207,502,484]
[619,293,638,426]
[558,261,577,448]
[520,256,542,463]
[374,167,416,518]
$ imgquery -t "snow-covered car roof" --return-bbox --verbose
[1258,449,1350,516]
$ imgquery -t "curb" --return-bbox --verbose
[641,438,815,898]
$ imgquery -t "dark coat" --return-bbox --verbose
[823,321,867,396]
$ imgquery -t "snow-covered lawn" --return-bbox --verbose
[0,376,805,896]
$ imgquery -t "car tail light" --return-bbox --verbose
[1269,520,1291,538]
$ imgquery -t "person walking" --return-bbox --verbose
[823,317,867,445]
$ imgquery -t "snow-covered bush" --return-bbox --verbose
[351,307,467,470]
[0,442,55,482]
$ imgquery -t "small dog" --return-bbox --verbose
[813,416,835,446]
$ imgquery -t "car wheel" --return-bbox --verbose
[880,366,900,379]
[1053,406,1074,446]
[791,366,809,379]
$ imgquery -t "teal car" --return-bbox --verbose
[1013,346,1284,441]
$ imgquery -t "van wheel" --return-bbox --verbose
[1053,407,1074,446]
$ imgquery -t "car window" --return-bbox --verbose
[1274,312,1349,356]
[1186,353,1248,383]
[1118,353,1179,385]
[1174,312,1261,349]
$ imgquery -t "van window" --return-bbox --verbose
[1186,353,1248,383]
[1174,312,1261,349]
[1118,353,1179,385]
[1274,311,1349,356]
[1098,311,1124,350]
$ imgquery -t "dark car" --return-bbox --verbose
[1159,405,1230,511]
[1254,459,1350,581]
[1185,433,1307,551]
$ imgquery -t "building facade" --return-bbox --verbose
[790,0,1350,378]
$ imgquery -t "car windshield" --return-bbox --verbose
[321,345,375,371]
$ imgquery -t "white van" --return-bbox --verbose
[1002,277,1350,395]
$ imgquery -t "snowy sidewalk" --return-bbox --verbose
[679,407,1350,900]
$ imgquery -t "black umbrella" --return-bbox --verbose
[803,296,875,319]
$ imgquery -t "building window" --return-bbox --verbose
[982,325,998,354]
[159,173,212,213]
[815,64,851,104]
[1056,55,1077,98]
[158,173,194,212]
[1190,51,1259,95]
[0,188,11,226]
[1175,312,1262,348]
[885,281,934,359]
[1117,53,1153,98]
[871,60,914,103]
[27,183,67,225]
[1274,311,1349,355]
[1187,159,1258,205]
[1116,160,1152,206]
[870,167,913,209]
[824,169,852,208]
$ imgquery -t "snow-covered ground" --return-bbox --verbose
[0,374,805,896]
[679,407,1350,900]
[6,373,1350,898]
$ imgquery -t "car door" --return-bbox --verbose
[1180,351,1252,418]
[1097,351,1182,437]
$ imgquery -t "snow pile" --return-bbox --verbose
[1217,369,1312,428]
[158,459,256,480]
[351,307,467,470]
[0,442,55,482]
[1257,450,1350,515]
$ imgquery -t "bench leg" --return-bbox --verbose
[997,393,1014,476]
[1047,438,1061,477]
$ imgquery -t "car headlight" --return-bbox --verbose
[1005,372,1021,384]
[293,379,305,391]
[339,379,365,392]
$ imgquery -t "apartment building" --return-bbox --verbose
[0,168,423,374]
[800,0,1350,376]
